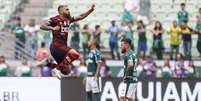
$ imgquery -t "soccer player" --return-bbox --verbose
[119,38,138,101]
[40,4,95,79]
[83,40,102,101]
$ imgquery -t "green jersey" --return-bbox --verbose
[178,10,188,26]
[87,49,102,76]
[123,50,137,83]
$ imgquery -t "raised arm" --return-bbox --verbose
[72,4,95,22]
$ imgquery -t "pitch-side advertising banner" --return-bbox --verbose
[0,77,60,101]
[62,78,201,101]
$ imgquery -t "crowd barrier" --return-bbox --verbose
[62,78,201,101]
[0,77,200,101]
[0,77,60,101]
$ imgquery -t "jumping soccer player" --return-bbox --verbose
[40,4,95,79]
[83,40,102,101]
[119,38,138,101]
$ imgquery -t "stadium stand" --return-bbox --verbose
[20,0,53,25]
[150,0,201,59]
[46,0,123,29]
[0,0,21,29]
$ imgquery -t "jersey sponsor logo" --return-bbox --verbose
[61,26,69,33]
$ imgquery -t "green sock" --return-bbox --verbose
[87,94,92,101]
[95,94,101,101]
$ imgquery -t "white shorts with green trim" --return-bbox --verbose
[118,82,137,99]
[85,77,101,93]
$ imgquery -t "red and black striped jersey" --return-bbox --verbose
[49,15,75,47]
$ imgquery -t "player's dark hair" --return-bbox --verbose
[181,3,185,6]
[121,38,132,47]
[199,8,201,11]
[58,5,64,11]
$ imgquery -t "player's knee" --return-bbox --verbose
[69,51,80,60]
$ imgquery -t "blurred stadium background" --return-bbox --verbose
[0,0,201,101]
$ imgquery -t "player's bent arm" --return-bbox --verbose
[40,20,54,31]
[72,4,95,22]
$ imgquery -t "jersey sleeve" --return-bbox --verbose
[128,53,137,65]
[95,51,102,63]
[128,55,134,62]
[48,18,59,27]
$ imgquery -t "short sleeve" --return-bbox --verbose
[128,53,137,64]
[48,18,59,27]
[128,55,134,62]
[95,51,102,63]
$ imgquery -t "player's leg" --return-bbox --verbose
[86,77,93,101]
[87,92,93,101]
[120,97,126,101]
[91,77,101,101]
[125,83,137,101]
[94,93,101,101]
[128,99,135,101]
[49,44,67,79]
[58,48,80,75]
[118,82,127,101]
[128,98,135,101]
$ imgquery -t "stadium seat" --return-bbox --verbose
[174,0,187,4]
[46,0,124,28]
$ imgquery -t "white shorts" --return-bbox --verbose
[85,77,101,93]
[118,82,137,99]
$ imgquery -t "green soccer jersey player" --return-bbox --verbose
[84,40,102,101]
[119,38,138,101]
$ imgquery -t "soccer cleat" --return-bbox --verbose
[52,68,62,80]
